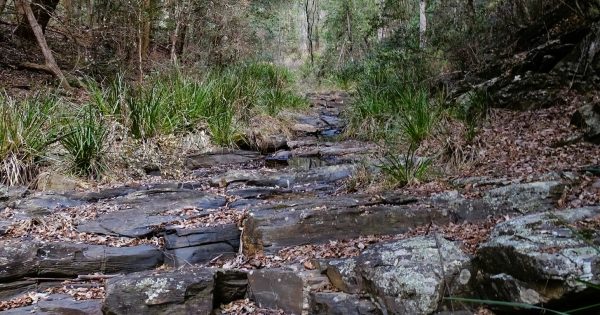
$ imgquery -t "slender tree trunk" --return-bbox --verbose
[137,8,144,82]
[175,23,186,56]
[305,0,314,65]
[141,0,151,62]
[314,1,320,51]
[18,0,70,89]
[466,0,475,32]
[87,0,93,27]
[170,20,180,62]
[345,2,353,62]
[419,0,427,49]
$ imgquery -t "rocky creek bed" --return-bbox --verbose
[0,92,599,314]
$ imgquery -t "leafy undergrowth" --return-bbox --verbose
[462,103,600,179]
[384,99,600,209]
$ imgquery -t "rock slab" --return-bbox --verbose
[103,268,214,315]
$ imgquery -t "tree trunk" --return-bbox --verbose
[0,0,7,21]
[175,23,186,57]
[305,0,314,65]
[63,0,72,23]
[16,0,60,39]
[313,0,320,51]
[419,0,427,49]
[466,0,475,32]
[17,0,70,89]
[140,0,152,62]
[345,2,353,62]
[87,0,93,27]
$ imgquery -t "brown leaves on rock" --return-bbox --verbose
[0,293,37,311]
[0,280,105,312]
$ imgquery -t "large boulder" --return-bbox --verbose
[0,240,38,281]
[242,195,443,255]
[103,268,215,315]
[77,190,226,237]
[325,236,472,315]
[473,206,600,311]
[571,102,600,144]
[37,243,163,277]
[482,181,564,214]
[210,164,357,188]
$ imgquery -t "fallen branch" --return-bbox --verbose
[19,61,54,74]
[76,274,119,281]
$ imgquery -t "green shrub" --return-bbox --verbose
[0,93,58,185]
[378,142,431,187]
[60,105,107,179]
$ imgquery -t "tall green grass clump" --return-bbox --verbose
[213,62,307,117]
[89,63,306,146]
[87,73,128,119]
[0,93,58,185]
[347,48,438,143]
[60,105,108,179]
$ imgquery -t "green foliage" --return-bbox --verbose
[60,105,108,179]
[89,63,305,145]
[87,73,128,119]
[347,48,438,143]
[0,93,58,185]
[377,142,431,187]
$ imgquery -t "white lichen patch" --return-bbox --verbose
[135,277,171,304]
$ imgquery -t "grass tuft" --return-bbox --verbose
[60,105,108,179]
[378,142,431,187]
[0,93,58,185]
